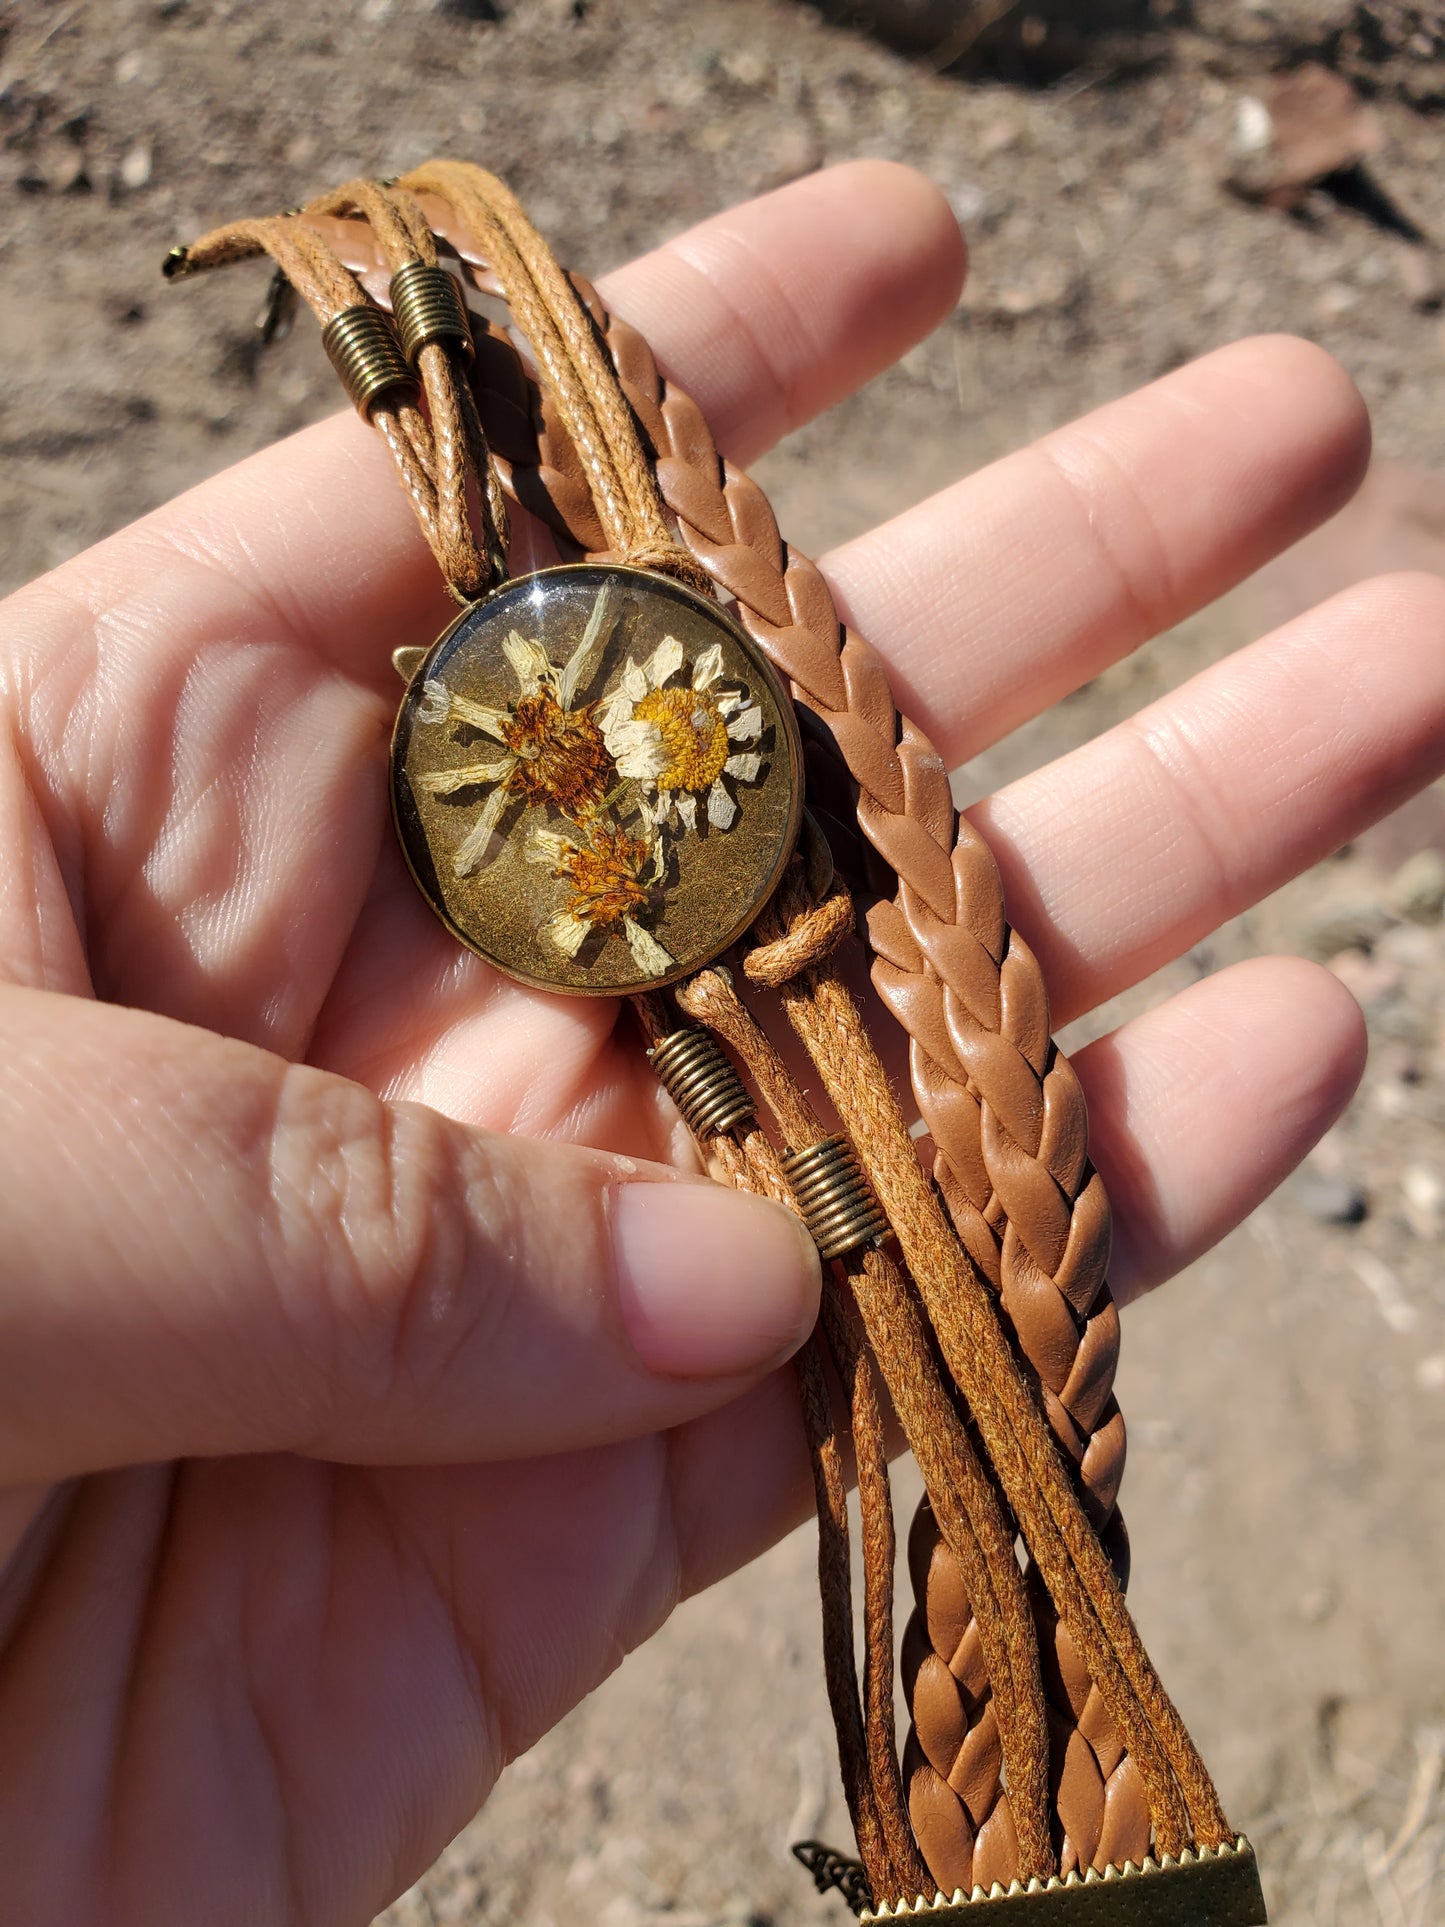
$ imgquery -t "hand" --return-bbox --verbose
[0,160,1436,1925]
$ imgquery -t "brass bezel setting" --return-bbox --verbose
[390,562,806,997]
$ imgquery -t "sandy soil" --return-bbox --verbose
[2,2,1444,1923]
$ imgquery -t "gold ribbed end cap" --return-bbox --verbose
[321,303,414,415]
[648,1029,755,1138]
[862,1835,1267,1923]
[390,261,474,365]
[780,1135,888,1260]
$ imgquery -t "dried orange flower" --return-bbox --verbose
[416,584,617,875]
[527,822,672,977]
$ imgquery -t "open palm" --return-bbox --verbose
[0,162,1439,1926]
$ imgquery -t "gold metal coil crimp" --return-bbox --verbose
[321,303,415,416]
[389,262,475,366]
[780,1135,889,1261]
[648,1029,756,1138]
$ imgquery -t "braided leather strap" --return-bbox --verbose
[465,269,1144,1884]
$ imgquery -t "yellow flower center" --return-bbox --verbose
[501,691,614,817]
[634,686,729,792]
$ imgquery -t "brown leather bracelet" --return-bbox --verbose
[167,164,1268,1926]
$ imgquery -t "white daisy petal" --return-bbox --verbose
[726,703,763,743]
[526,828,574,866]
[707,780,737,831]
[502,631,550,695]
[623,917,674,977]
[452,785,511,875]
[645,634,684,690]
[446,692,511,739]
[620,659,649,703]
[417,754,516,795]
[724,752,763,783]
[676,793,697,834]
[543,911,591,958]
[717,690,744,717]
[559,581,615,709]
[603,716,669,781]
[691,642,724,690]
[417,679,452,725]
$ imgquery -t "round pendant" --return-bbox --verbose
[391,563,805,995]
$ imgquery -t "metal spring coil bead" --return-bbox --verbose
[389,261,475,366]
[648,1029,756,1138]
[321,303,415,416]
[780,1135,890,1262]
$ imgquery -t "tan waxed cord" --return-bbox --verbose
[670,979,927,1896]
[674,965,1053,1887]
[396,161,713,597]
[304,178,511,591]
[167,210,498,603]
[631,989,909,1898]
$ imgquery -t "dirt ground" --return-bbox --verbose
[3,2,1444,1923]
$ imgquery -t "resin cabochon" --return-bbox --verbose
[391,565,805,994]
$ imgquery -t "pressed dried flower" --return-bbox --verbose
[527,822,673,977]
[417,583,617,874]
[599,635,764,834]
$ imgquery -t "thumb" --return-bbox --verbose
[0,987,820,1483]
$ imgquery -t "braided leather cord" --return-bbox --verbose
[466,274,1146,1884]
[281,195,1169,1886]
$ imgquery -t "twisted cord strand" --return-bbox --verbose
[396,163,711,596]
[675,968,1052,1883]
[174,212,493,598]
[632,994,903,1900]
[303,178,509,593]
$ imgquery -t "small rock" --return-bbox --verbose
[1301,899,1391,958]
[720,48,770,89]
[114,50,143,84]
[1418,1352,1445,1392]
[758,124,821,187]
[1232,94,1273,158]
[1400,1164,1444,1240]
[977,116,1021,159]
[1316,282,1359,321]
[118,140,152,191]
[55,148,91,194]
[1387,847,1445,924]
[1227,64,1382,208]
[1295,1168,1369,1226]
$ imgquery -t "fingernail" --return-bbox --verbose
[612,1182,821,1379]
